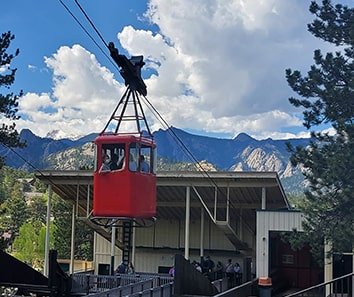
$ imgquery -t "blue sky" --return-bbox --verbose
[1,0,349,140]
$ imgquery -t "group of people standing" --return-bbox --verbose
[115,262,135,275]
[189,256,242,286]
[190,255,215,276]
[225,259,242,287]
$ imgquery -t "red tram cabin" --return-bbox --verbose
[93,134,156,218]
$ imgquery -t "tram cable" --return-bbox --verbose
[73,0,108,48]
[57,0,246,226]
[0,141,63,191]
[140,95,255,232]
[58,0,244,222]
[57,0,119,72]
[0,142,38,172]
[141,94,225,190]
[1,0,229,202]
[58,0,213,176]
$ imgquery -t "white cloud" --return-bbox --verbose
[28,64,36,71]
[120,0,326,138]
[15,0,335,140]
[0,65,9,74]
[17,45,126,138]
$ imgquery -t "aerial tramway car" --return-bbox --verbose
[93,42,156,220]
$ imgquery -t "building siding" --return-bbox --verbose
[94,216,255,274]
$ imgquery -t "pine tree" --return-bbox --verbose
[52,195,93,260]
[5,182,29,236]
[0,31,26,168]
[286,0,354,262]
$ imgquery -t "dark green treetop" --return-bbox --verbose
[0,31,26,168]
[286,0,354,263]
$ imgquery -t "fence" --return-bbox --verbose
[71,271,256,297]
[284,272,354,297]
[71,273,173,296]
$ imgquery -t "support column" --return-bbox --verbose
[226,186,230,223]
[261,187,266,210]
[352,248,354,297]
[185,186,191,260]
[44,184,52,277]
[110,226,116,275]
[239,208,243,239]
[70,204,75,274]
[132,222,136,266]
[200,208,205,260]
[324,241,333,296]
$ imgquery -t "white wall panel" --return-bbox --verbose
[256,210,304,278]
[94,214,258,273]
[93,233,122,273]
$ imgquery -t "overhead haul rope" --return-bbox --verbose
[0,142,66,191]
[58,0,248,228]
[141,95,254,232]
[142,96,224,185]
[58,0,211,175]
[58,0,119,72]
[73,0,108,48]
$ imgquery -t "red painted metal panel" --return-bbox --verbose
[93,134,156,218]
[93,170,156,217]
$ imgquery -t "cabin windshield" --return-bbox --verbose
[129,143,138,172]
[140,145,155,174]
[96,143,126,171]
[129,142,156,174]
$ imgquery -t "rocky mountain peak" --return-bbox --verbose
[1,128,310,193]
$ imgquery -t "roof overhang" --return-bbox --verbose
[34,170,289,213]
[35,170,289,249]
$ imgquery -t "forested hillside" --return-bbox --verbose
[0,167,93,271]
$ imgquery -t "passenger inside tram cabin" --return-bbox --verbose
[140,155,149,173]
[110,153,119,170]
[129,153,137,171]
[99,153,111,173]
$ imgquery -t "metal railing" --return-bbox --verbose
[284,272,354,297]
[213,279,258,297]
[71,273,173,296]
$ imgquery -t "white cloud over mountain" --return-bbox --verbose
[14,0,340,140]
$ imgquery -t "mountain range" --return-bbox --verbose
[0,127,311,194]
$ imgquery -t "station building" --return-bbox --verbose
[36,170,325,289]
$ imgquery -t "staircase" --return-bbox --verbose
[122,222,132,264]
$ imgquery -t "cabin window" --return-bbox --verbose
[139,145,156,174]
[129,143,139,172]
[96,143,126,171]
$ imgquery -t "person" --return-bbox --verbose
[193,261,202,273]
[127,262,135,274]
[234,262,241,273]
[216,261,224,279]
[129,153,137,171]
[140,155,149,173]
[115,262,127,274]
[117,152,125,169]
[168,265,175,277]
[99,154,110,173]
[110,153,119,170]
[234,262,242,285]
[225,259,235,288]
[203,255,215,273]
